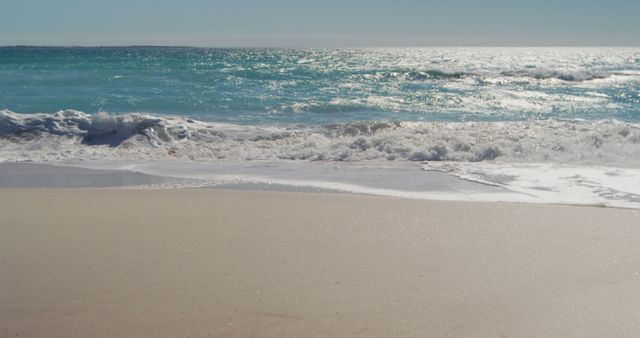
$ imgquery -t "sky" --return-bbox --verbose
[1,0,638,47]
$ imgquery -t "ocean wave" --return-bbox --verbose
[499,69,610,82]
[354,69,466,81]
[2,110,640,166]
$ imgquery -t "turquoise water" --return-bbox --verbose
[1,47,639,124]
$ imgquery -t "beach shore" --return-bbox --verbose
[1,188,639,337]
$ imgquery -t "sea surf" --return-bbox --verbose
[1,47,639,207]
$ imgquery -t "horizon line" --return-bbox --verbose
[2,44,640,49]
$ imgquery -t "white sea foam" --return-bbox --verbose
[2,110,640,167]
[425,162,640,208]
[48,160,640,209]
[3,109,640,208]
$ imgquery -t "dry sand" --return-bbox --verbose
[1,189,640,337]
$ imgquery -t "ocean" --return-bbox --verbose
[1,47,640,207]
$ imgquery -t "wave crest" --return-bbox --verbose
[2,110,640,166]
[500,69,609,82]
[0,110,195,147]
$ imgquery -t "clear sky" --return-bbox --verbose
[1,0,638,47]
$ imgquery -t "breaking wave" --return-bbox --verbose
[2,109,640,166]
[499,69,611,82]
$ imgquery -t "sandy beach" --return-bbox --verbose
[1,188,639,337]
[3,2,639,337]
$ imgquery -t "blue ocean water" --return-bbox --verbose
[1,46,639,124]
